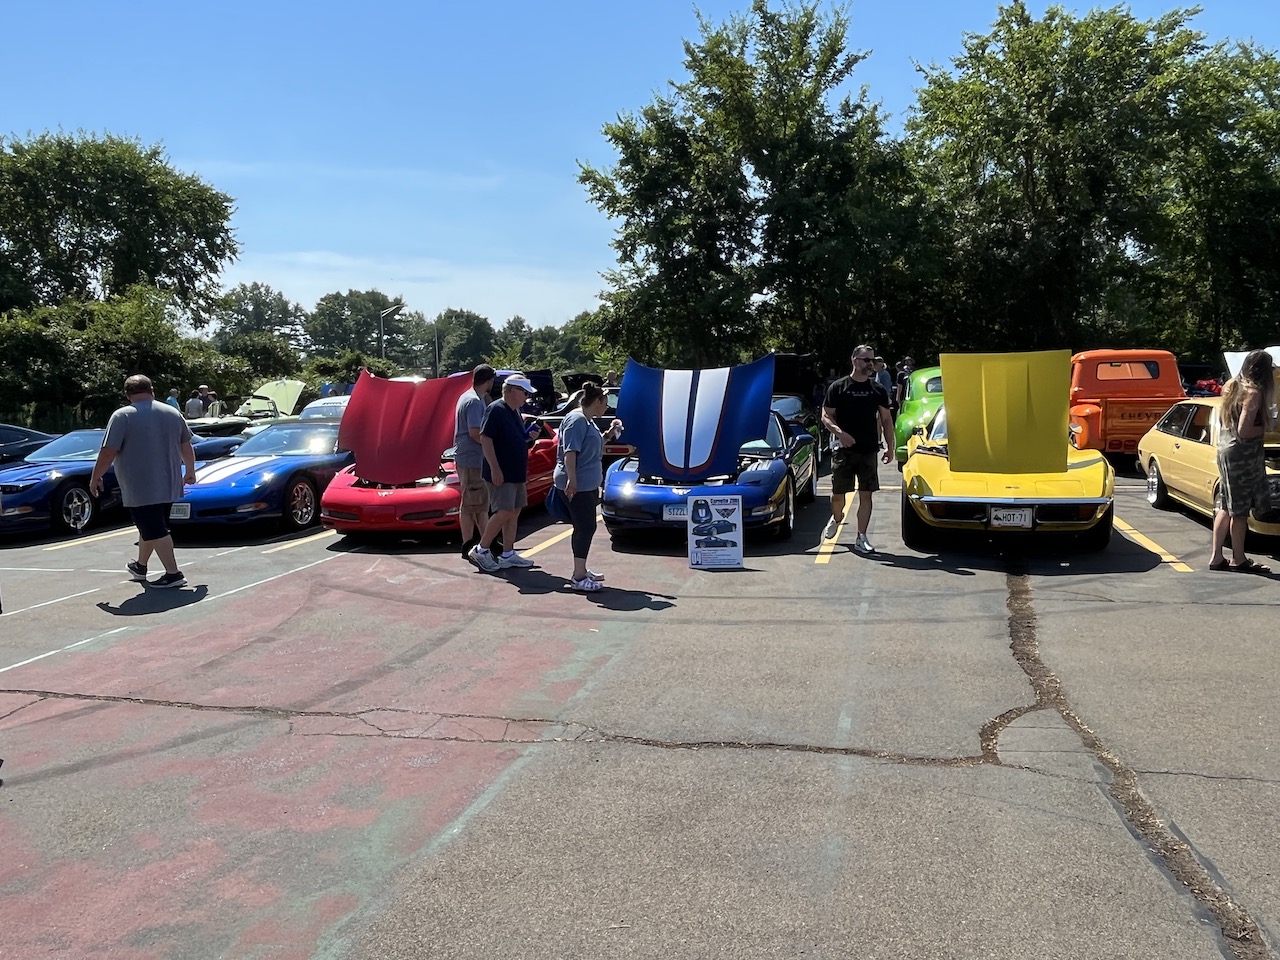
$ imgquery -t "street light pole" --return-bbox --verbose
[378,303,404,361]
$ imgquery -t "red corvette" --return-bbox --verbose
[321,420,558,537]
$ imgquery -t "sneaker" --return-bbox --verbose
[127,561,148,582]
[151,571,187,589]
[853,533,875,554]
[822,516,840,541]
[498,551,535,569]
[570,576,602,592]
[468,546,500,573]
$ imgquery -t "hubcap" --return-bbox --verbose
[63,487,93,530]
[291,483,316,525]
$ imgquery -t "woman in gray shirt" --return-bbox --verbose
[554,382,622,591]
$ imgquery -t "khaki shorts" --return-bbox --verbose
[486,481,528,513]
[458,466,488,512]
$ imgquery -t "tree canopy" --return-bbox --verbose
[0,132,237,323]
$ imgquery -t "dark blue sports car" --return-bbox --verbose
[0,430,119,532]
[602,411,818,539]
[170,421,352,530]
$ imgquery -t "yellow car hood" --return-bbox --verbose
[940,350,1071,474]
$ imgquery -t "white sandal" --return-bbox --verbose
[585,569,606,582]
[570,576,602,592]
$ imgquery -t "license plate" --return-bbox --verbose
[169,503,191,520]
[990,507,1032,528]
[662,504,688,521]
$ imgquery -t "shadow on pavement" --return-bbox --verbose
[500,567,678,610]
[96,584,210,616]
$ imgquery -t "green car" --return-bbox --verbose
[894,365,943,466]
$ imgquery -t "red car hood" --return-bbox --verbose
[338,370,472,486]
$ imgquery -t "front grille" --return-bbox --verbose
[324,508,359,521]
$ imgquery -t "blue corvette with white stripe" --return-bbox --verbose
[171,421,352,530]
[602,411,817,539]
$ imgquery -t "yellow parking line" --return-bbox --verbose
[815,518,848,565]
[44,528,134,551]
[1115,517,1193,572]
[522,527,575,557]
[262,529,337,554]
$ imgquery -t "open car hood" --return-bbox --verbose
[338,370,471,486]
[237,379,306,416]
[940,351,1070,475]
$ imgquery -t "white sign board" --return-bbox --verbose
[687,495,744,569]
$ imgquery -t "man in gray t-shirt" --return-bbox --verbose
[453,364,496,558]
[90,374,196,589]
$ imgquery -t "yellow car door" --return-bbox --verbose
[1179,401,1220,513]
[1145,402,1194,498]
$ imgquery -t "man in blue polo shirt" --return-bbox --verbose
[468,374,537,573]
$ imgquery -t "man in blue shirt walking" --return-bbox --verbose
[468,374,537,573]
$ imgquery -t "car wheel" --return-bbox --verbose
[900,489,936,552]
[775,478,795,539]
[282,477,318,530]
[1078,504,1114,551]
[1146,460,1171,509]
[53,481,96,532]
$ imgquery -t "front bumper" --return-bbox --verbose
[905,495,1112,533]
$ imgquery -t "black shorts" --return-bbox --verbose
[830,448,880,495]
[129,503,173,541]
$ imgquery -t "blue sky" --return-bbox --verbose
[5,1,1274,329]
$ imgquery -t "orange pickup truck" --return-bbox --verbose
[1069,349,1186,455]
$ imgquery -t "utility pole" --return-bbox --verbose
[379,303,404,360]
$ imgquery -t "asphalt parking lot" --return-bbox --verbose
[1,463,1277,960]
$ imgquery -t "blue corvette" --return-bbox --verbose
[0,430,120,533]
[171,421,352,530]
[602,411,817,538]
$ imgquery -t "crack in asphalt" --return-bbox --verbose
[1001,559,1273,960]
[1133,769,1280,785]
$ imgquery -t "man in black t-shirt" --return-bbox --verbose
[821,345,894,553]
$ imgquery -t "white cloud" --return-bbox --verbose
[221,251,606,327]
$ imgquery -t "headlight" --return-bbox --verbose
[0,482,36,495]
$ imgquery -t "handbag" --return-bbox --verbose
[545,484,573,524]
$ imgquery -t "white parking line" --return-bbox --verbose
[206,554,343,602]
[0,567,75,572]
[261,529,336,554]
[0,588,101,618]
[0,627,129,675]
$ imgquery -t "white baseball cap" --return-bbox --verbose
[504,375,535,393]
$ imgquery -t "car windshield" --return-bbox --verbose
[771,396,805,418]
[234,423,339,456]
[740,415,785,455]
[24,430,105,462]
[927,409,948,442]
[301,399,347,419]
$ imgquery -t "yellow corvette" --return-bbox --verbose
[901,351,1116,551]
[1138,397,1280,536]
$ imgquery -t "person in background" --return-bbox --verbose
[89,375,196,589]
[198,384,212,412]
[895,357,915,408]
[184,390,203,419]
[603,370,620,388]
[821,344,894,553]
[454,364,496,561]
[206,391,222,417]
[874,358,896,419]
[468,374,538,573]
[165,388,181,410]
[555,381,623,592]
[1209,349,1276,573]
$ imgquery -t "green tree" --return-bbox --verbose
[304,289,405,358]
[0,132,237,322]
[493,316,534,361]
[906,3,1218,351]
[580,1,917,365]
[214,331,300,381]
[433,308,495,374]
[216,282,310,352]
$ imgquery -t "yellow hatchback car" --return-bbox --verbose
[1137,398,1280,535]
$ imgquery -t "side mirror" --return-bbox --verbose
[912,426,925,437]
